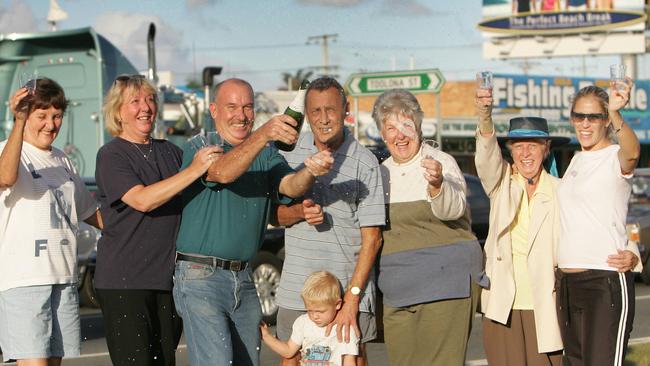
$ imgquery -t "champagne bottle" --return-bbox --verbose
[275,79,310,152]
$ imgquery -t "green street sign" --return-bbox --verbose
[345,69,445,96]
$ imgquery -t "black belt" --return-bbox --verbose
[176,253,248,271]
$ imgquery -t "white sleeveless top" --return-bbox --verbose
[557,144,632,271]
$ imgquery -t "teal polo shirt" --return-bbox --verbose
[176,142,294,261]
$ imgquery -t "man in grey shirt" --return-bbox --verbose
[273,77,385,366]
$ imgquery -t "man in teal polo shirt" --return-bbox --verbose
[173,78,333,366]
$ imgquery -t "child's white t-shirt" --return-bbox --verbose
[290,314,359,366]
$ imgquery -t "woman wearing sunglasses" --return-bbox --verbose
[556,79,642,366]
[95,75,220,366]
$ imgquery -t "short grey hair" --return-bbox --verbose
[371,89,424,136]
[306,77,347,108]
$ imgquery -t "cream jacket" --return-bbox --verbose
[475,131,563,353]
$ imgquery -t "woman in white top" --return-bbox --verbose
[0,78,102,365]
[556,80,642,366]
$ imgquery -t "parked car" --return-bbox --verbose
[628,168,650,284]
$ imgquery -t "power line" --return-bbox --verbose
[194,43,311,52]
[333,42,483,50]
[174,65,328,76]
[307,34,339,76]
[189,41,482,53]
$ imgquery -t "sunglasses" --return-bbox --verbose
[570,112,607,123]
[113,74,146,85]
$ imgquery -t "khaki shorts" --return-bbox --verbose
[276,306,377,343]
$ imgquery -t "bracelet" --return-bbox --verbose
[614,125,622,134]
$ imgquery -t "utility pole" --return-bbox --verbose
[307,34,338,76]
[192,41,197,84]
[512,59,540,75]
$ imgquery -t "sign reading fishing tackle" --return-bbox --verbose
[491,74,650,142]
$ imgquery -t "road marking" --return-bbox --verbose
[466,338,650,366]
[629,337,650,345]
[466,360,488,366]
[72,345,188,359]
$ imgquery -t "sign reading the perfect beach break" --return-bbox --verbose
[479,0,646,34]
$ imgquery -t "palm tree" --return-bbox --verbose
[281,69,314,90]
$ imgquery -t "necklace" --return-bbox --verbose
[130,138,154,160]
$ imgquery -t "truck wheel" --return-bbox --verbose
[251,251,283,325]
[79,269,100,308]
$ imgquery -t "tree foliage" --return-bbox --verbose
[280,69,314,90]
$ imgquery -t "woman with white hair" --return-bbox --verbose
[372,89,487,366]
[475,85,568,366]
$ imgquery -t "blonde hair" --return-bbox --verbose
[301,271,342,305]
[570,85,614,141]
[103,75,158,137]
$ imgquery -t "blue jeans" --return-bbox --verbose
[173,260,262,366]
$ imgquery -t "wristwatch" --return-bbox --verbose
[350,286,361,296]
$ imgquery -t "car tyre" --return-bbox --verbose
[251,251,283,325]
[79,268,100,308]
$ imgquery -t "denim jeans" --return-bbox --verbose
[173,260,262,366]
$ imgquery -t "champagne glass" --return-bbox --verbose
[19,70,39,95]
[610,64,627,92]
[420,139,439,160]
[188,133,207,151]
[476,71,493,90]
[205,131,224,148]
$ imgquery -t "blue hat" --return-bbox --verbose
[497,117,569,177]
[497,117,570,147]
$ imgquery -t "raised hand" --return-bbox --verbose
[609,77,633,113]
[9,87,31,123]
[189,146,223,175]
[258,114,299,145]
[475,87,493,121]
[421,157,443,189]
[304,150,334,177]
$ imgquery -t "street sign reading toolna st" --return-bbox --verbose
[346,69,445,96]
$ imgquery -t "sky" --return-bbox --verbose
[1,0,648,91]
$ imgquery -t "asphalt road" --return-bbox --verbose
[2,282,650,366]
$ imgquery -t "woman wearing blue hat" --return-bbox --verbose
[475,86,568,366]
[556,81,641,366]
